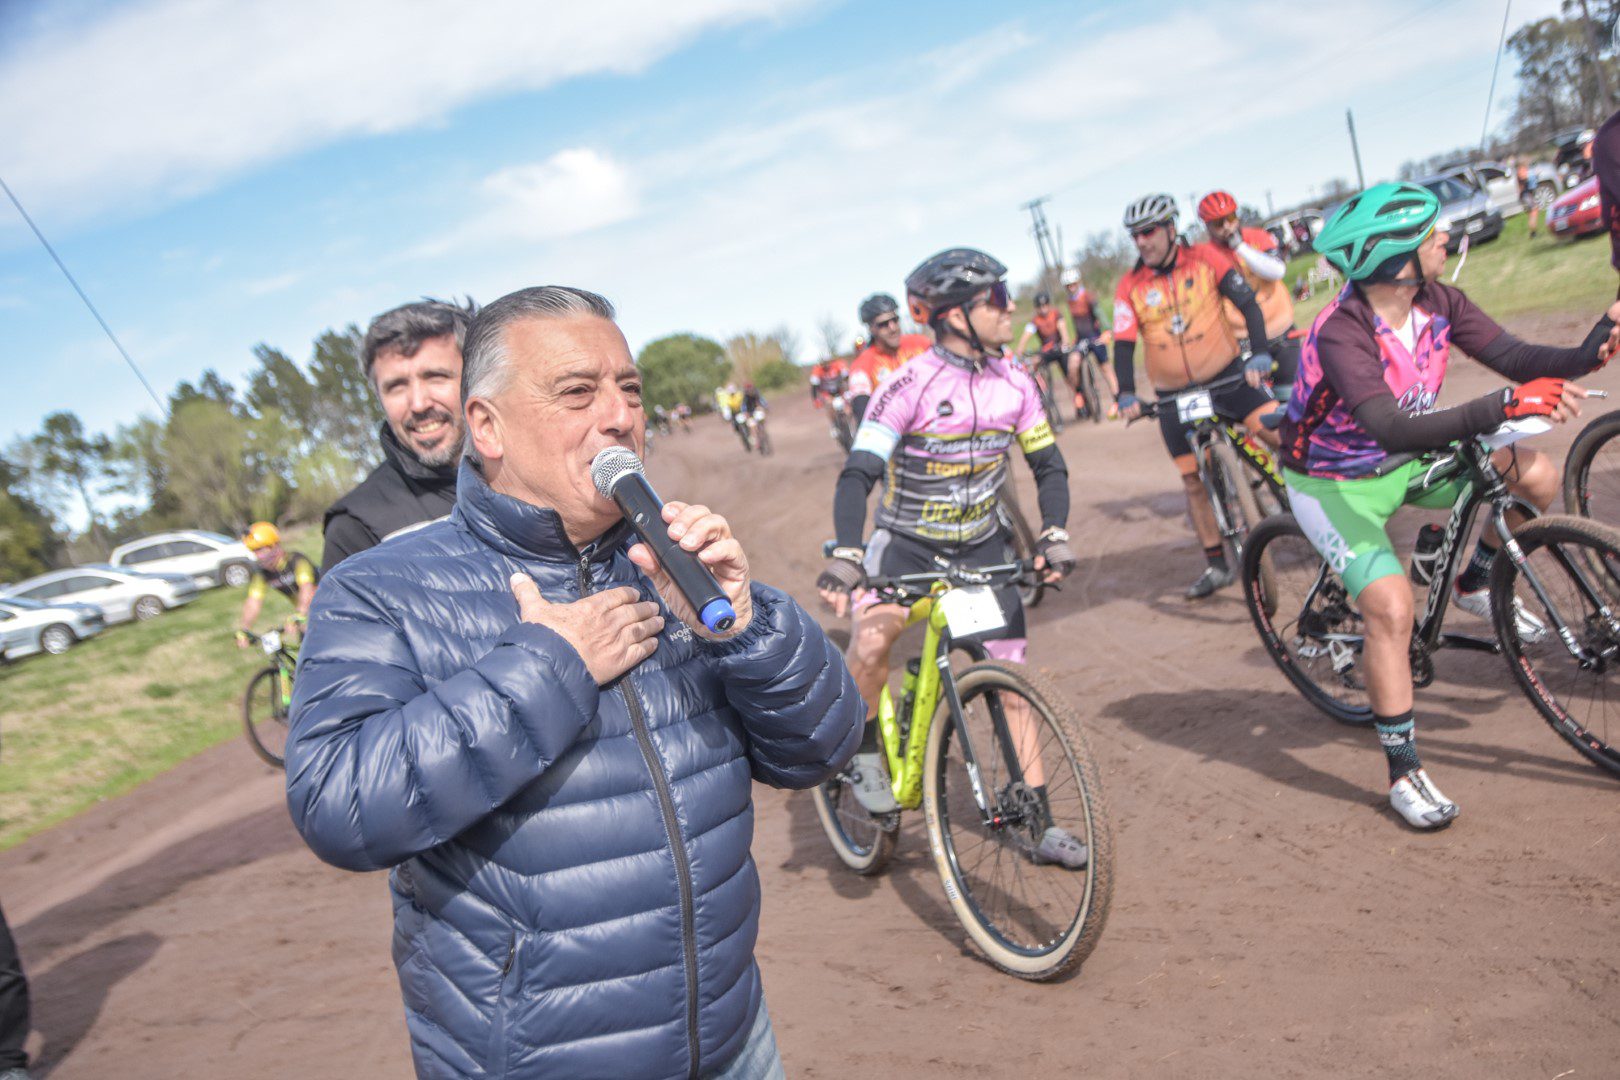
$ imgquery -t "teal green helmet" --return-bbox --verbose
[1313,182,1441,281]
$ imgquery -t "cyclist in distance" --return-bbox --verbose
[1063,267,1120,418]
[815,247,1085,867]
[1198,189,1299,399]
[1113,193,1281,599]
[1284,181,1620,829]
[810,352,853,442]
[1015,290,1076,412]
[849,293,933,420]
[235,521,318,646]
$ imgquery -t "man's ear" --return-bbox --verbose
[466,396,503,463]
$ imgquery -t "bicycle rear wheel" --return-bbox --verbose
[923,661,1112,981]
[243,666,289,768]
[1562,409,1620,528]
[810,773,899,874]
[1490,515,1620,777]
[1242,514,1374,725]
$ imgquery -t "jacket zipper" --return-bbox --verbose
[577,552,702,1079]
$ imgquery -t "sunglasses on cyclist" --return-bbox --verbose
[870,315,901,330]
[1210,214,1238,229]
[971,281,1012,311]
[1129,224,1163,239]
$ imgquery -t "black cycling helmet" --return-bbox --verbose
[1034,291,1051,306]
[858,293,899,326]
[904,247,1008,327]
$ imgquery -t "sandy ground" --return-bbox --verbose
[2,312,1617,1079]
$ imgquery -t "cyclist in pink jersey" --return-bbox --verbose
[816,248,1085,868]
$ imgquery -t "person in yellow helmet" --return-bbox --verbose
[235,522,318,647]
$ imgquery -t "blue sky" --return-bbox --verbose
[0,0,1568,448]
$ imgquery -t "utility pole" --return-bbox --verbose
[1266,190,1275,217]
[1346,108,1366,192]
[1578,0,1615,114]
[1021,197,1063,287]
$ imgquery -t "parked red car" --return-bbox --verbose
[1549,176,1605,238]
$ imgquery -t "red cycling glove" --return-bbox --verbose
[1502,377,1567,419]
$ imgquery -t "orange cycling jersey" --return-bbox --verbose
[1212,228,1294,340]
[1028,308,1065,348]
[1066,287,1096,320]
[1113,242,1243,390]
[849,333,932,399]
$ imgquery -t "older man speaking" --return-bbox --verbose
[286,286,862,1080]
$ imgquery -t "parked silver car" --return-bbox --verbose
[1413,172,1504,251]
[1,564,199,623]
[109,530,256,589]
[0,596,105,658]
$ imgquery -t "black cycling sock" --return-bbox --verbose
[858,718,881,755]
[1456,540,1497,593]
[1374,710,1422,783]
[1204,545,1229,572]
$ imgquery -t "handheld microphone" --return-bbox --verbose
[590,447,737,634]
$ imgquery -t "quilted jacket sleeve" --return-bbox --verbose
[706,583,863,789]
[285,572,601,872]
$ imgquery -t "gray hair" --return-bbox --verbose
[461,285,618,463]
[361,297,477,380]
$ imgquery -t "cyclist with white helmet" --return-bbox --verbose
[1285,181,1619,828]
[1113,193,1281,599]
[1062,267,1120,418]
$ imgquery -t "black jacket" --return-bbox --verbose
[320,423,458,573]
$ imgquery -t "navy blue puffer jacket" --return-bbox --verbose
[285,462,863,1079]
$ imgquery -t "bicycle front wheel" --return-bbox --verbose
[1209,438,1264,567]
[1079,356,1102,425]
[243,666,289,768]
[810,774,899,875]
[923,661,1112,981]
[1563,410,1620,527]
[1242,514,1374,725]
[1490,515,1620,777]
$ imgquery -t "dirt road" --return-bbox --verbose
[3,318,1617,1078]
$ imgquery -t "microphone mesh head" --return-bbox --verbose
[590,446,645,498]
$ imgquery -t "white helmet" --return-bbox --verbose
[1061,268,1081,286]
[1123,192,1179,231]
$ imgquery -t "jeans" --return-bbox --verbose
[0,903,28,1070]
[704,1003,785,1080]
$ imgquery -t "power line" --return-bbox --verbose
[1478,0,1513,157]
[0,174,168,416]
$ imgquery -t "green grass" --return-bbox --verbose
[1287,210,1617,328]
[0,528,319,851]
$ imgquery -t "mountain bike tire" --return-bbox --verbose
[1209,439,1264,568]
[243,666,289,768]
[1562,409,1620,526]
[1490,514,1620,778]
[1078,356,1103,425]
[922,661,1112,981]
[810,775,899,875]
[1242,514,1374,726]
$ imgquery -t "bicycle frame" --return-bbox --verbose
[871,571,1029,823]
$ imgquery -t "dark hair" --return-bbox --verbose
[361,297,478,378]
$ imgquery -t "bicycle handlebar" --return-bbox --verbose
[1126,371,1255,425]
[864,559,1033,603]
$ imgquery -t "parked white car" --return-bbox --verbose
[1,564,200,623]
[109,530,256,589]
[0,596,106,658]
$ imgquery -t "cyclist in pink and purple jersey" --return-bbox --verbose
[815,247,1084,867]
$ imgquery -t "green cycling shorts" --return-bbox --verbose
[1283,462,1469,600]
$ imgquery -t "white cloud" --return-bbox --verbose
[243,271,302,297]
[0,0,823,229]
[478,149,639,241]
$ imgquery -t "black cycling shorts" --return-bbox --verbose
[860,526,1025,640]
[1156,355,1275,461]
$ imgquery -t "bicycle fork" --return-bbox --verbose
[1492,519,1617,666]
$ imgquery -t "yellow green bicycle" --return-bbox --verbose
[811,558,1113,980]
[239,629,298,768]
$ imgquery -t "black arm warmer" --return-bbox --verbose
[1113,338,1137,396]
[833,450,885,548]
[1218,269,1270,352]
[851,394,871,422]
[1350,393,1508,454]
[1024,444,1070,531]
[1474,316,1615,381]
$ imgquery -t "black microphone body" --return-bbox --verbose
[596,459,737,634]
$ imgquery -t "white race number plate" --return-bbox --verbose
[1176,390,1215,423]
[937,585,1006,637]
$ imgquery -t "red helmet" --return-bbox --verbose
[1197,190,1239,223]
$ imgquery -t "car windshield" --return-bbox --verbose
[1422,177,1476,204]
[0,597,48,611]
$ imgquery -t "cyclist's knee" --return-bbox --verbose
[1174,456,1201,481]
[1502,448,1557,509]
[1358,575,1413,635]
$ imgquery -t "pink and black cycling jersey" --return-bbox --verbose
[850,347,1054,547]
[1280,282,1506,480]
